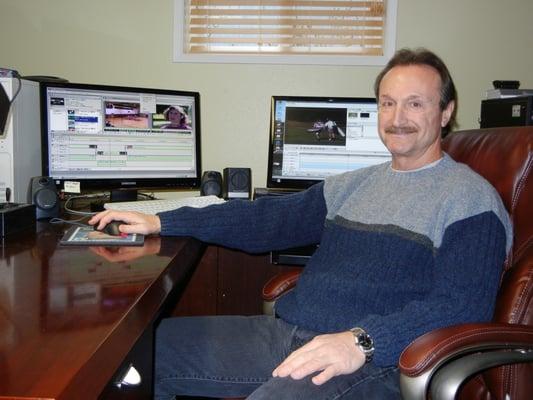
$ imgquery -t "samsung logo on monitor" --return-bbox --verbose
[121,181,137,186]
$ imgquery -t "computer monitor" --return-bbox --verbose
[41,82,201,198]
[267,95,391,190]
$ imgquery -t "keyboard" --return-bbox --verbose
[103,195,226,215]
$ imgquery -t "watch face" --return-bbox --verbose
[357,333,373,350]
[350,328,374,362]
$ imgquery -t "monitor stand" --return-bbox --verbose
[110,188,138,203]
[88,189,138,212]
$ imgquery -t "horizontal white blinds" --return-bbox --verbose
[184,0,387,56]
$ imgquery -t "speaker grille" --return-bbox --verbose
[200,171,223,197]
[230,170,249,190]
[223,168,251,199]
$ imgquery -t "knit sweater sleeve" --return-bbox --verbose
[157,182,327,253]
[359,211,508,366]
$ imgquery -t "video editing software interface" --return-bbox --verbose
[42,83,200,190]
[269,96,391,189]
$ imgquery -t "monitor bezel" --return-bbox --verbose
[40,81,202,192]
[267,95,378,190]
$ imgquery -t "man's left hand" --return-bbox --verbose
[272,331,366,385]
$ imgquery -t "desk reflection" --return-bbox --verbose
[44,236,165,331]
[89,236,162,263]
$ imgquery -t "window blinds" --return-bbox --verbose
[183,0,389,57]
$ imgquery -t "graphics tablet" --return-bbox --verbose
[59,226,145,246]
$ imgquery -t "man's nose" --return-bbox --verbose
[392,103,407,125]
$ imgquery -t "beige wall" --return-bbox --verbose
[1,0,532,193]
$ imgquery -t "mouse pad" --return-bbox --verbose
[59,226,145,246]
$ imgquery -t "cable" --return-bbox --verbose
[0,69,22,136]
[9,72,22,106]
[138,191,158,200]
[62,192,109,216]
[49,216,91,227]
[61,191,159,217]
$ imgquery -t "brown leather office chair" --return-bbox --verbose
[262,127,533,400]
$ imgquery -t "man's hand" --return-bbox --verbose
[88,210,161,236]
[272,331,366,385]
[89,237,162,262]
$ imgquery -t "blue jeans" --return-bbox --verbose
[154,315,400,400]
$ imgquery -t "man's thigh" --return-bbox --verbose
[247,365,401,400]
[154,315,401,400]
[154,315,296,399]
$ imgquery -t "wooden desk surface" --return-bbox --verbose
[0,222,204,399]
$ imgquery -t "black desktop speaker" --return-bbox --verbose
[200,171,223,197]
[223,168,251,200]
[29,176,60,220]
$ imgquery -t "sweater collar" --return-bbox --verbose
[390,154,447,173]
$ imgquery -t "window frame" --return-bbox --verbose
[173,0,398,66]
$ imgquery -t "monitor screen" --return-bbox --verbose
[267,95,391,189]
[41,82,201,194]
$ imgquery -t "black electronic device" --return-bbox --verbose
[492,80,520,90]
[29,176,60,220]
[253,187,300,199]
[267,95,390,190]
[0,203,36,236]
[40,81,202,198]
[223,168,251,200]
[200,171,223,197]
[270,244,318,266]
[480,96,533,128]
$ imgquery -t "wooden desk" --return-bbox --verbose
[0,222,204,399]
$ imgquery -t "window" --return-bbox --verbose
[174,0,398,65]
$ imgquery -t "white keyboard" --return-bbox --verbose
[103,195,226,215]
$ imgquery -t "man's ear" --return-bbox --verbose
[441,100,455,127]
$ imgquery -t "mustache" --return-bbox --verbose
[384,126,418,134]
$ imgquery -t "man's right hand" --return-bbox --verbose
[89,236,162,262]
[272,331,366,385]
[88,210,161,236]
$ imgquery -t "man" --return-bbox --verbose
[324,118,343,141]
[90,48,512,399]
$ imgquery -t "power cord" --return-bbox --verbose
[138,191,158,200]
[62,192,109,216]
[49,216,91,227]
[9,72,22,105]
[61,191,158,218]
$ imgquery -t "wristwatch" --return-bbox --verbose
[349,327,375,363]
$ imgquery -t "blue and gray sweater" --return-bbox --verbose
[159,154,512,367]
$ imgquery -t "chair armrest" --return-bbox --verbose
[399,323,533,400]
[400,323,533,376]
[262,270,302,301]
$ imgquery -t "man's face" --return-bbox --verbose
[377,64,454,170]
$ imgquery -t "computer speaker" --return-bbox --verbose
[200,171,223,197]
[223,168,251,200]
[29,176,60,220]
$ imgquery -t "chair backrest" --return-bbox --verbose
[442,126,533,400]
